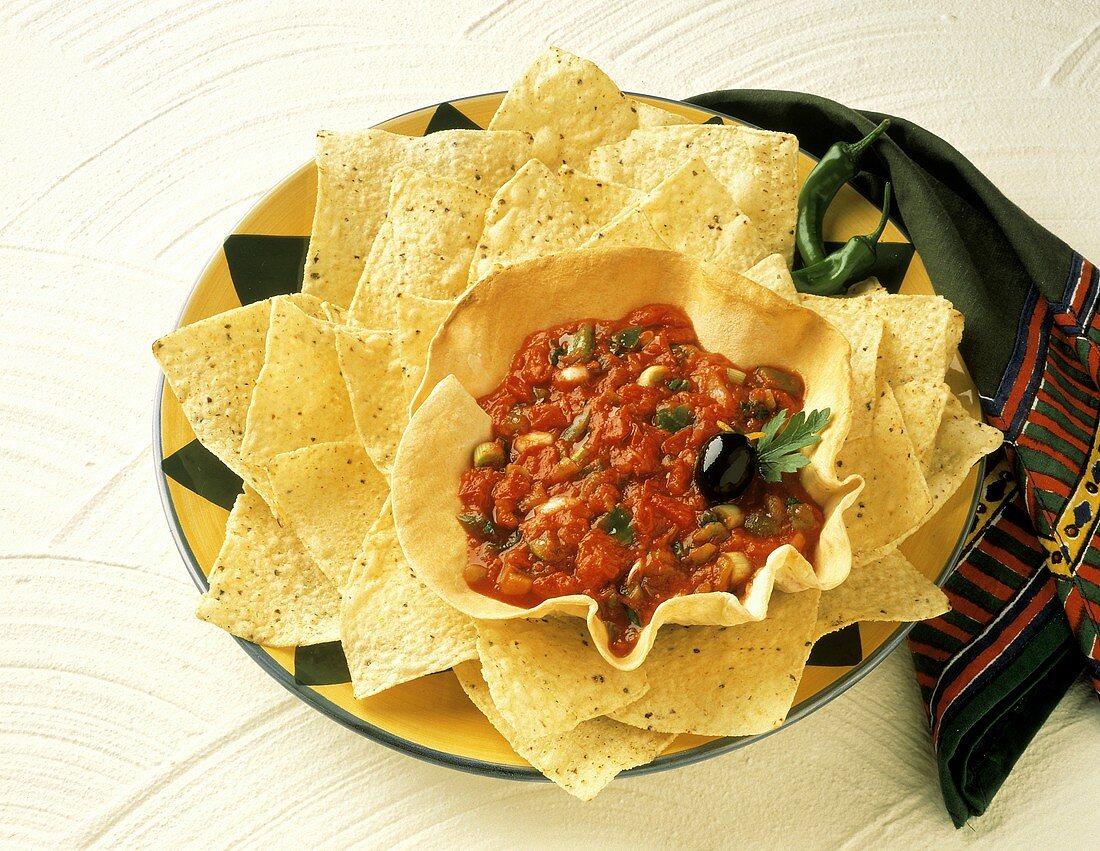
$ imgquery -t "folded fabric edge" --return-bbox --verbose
[940,593,1083,825]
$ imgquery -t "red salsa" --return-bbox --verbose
[457,304,825,656]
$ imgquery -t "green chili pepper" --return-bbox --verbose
[654,405,693,432]
[561,407,590,441]
[458,513,498,540]
[599,506,635,545]
[561,323,595,365]
[792,183,893,296]
[490,529,522,552]
[795,118,891,268]
[609,326,642,355]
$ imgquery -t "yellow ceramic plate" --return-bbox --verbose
[155,92,985,780]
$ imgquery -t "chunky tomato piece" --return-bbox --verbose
[458,468,500,517]
[457,304,825,656]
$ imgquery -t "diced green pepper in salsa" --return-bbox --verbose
[457,304,825,656]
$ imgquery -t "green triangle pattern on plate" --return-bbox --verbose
[703,115,724,125]
[161,439,243,512]
[819,241,915,293]
[223,234,310,305]
[807,623,863,667]
[295,641,352,685]
[424,101,483,134]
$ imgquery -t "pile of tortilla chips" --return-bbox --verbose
[154,47,1002,800]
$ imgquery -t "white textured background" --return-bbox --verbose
[2,1,1099,847]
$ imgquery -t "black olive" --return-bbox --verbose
[695,432,757,503]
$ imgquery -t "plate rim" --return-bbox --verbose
[153,89,977,782]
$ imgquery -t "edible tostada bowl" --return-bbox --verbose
[392,247,864,670]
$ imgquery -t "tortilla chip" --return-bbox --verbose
[838,383,933,562]
[742,253,798,300]
[610,589,820,736]
[814,550,949,639]
[836,315,884,441]
[321,302,347,324]
[475,616,650,740]
[556,165,642,232]
[305,128,532,307]
[892,381,951,474]
[587,124,800,262]
[489,46,638,168]
[582,207,669,250]
[347,169,488,330]
[266,441,389,587]
[347,222,400,329]
[634,158,768,271]
[341,502,477,698]
[631,99,692,127]
[799,296,885,440]
[334,325,406,476]
[351,167,489,312]
[876,300,962,386]
[197,487,340,645]
[927,394,1003,510]
[803,292,962,388]
[395,294,454,401]
[470,159,638,283]
[153,294,328,498]
[848,276,887,296]
[454,661,673,801]
[240,299,357,466]
[878,296,963,386]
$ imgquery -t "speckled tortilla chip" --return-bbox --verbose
[305,128,532,307]
[610,589,820,736]
[349,168,490,326]
[875,294,963,386]
[815,550,949,639]
[742,253,798,300]
[556,166,642,230]
[476,617,650,740]
[892,381,951,474]
[488,46,638,168]
[836,315,883,441]
[395,294,455,401]
[587,124,800,262]
[454,661,673,801]
[334,325,406,476]
[631,99,692,127]
[240,299,357,466]
[470,159,639,283]
[848,276,887,296]
[582,207,669,250]
[197,487,340,645]
[321,302,347,324]
[153,294,329,500]
[347,222,400,329]
[838,383,933,562]
[927,394,1002,510]
[800,296,885,440]
[341,502,477,698]
[266,441,389,587]
[628,158,768,272]
[803,292,962,388]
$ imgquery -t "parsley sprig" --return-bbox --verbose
[754,408,831,482]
